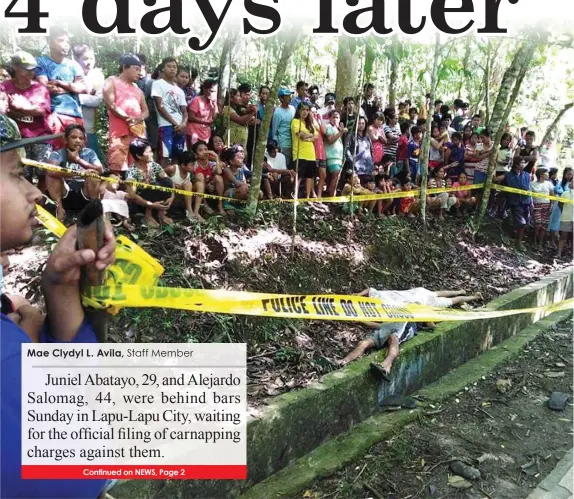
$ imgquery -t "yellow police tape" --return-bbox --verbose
[35,204,573,323]
[492,184,574,204]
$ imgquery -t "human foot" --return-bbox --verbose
[143,216,159,227]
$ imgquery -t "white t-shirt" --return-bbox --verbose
[265,151,287,171]
[170,164,191,186]
[151,79,186,128]
[368,287,453,308]
[560,190,573,223]
[530,180,553,205]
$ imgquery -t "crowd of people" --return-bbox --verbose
[0,28,572,254]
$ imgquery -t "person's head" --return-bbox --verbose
[72,44,95,73]
[178,151,196,171]
[417,118,427,132]
[438,122,447,135]
[440,104,450,116]
[373,111,384,128]
[296,81,308,99]
[400,121,411,135]
[535,168,549,182]
[221,145,244,167]
[451,132,462,147]
[382,154,394,169]
[296,102,311,121]
[548,167,559,181]
[480,129,492,145]
[398,102,406,113]
[458,171,468,184]
[384,108,397,126]
[402,180,413,191]
[375,174,385,188]
[10,52,38,83]
[324,92,336,107]
[129,138,154,163]
[161,57,178,80]
[511,156,526,172]
[364,83,374,98]
[0,65,12,82]
[48,27,70,58]
[411,126,422,142]
[461,102,469,117]
[363,175,375,191]
[453,98,463,110]
[0,119,46,251]
[229,88,241,105]
[101,171,121,192]
[192,140,209,161]
[561,167,573,188]
[433,166,446,179]
[201,79,218,102]
[259,85,270,103]
[238,83,252,105]
[278,87,294,106]
[471,114,482,128]
[343,96,355,114]
[209,134,225,154]
[525,130,535,146]
[446,178,452,188]
[442,114,452,126]
[431,126,440,139]
[500,132,512,148]
[463,124,473,138]
[176,67,190,88]
[135,53,147,74]
[329,109,341,127]
[470,132,479,146]
[266,139,279,157]
[119,54,142,82]
[434,99,443,111]
[310,105,319,120]
[409,107,418,120]
[357,116,367,135]
[64,124,86,151]
[308,85,319,103]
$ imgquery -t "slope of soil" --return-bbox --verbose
[3,206,571,408]
[299,317,574,499]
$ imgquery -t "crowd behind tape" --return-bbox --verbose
[24,158,574,206]
[35,205,573,324]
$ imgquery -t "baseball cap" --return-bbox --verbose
[0,114,62,154]
[119,54,143,67]
[324,93,336,104]
[11,51,38,71]
[278,87,294,97]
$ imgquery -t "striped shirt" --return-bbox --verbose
[383,123,401,160]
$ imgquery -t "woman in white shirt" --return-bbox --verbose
[530,168,554,248]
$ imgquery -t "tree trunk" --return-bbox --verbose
[218,32,238,104]
[335,37,359,108]
[458,36,472,99]
[364,42,375,84]
[541,102,574,146]
[419,34,441,227]
[475,37,542,233]
[388,39,399,109]
[246,36,298,219]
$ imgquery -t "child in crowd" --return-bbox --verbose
[336,287,483,377]
[558,177,574,258]
[264,139,294,199]
[429,125,445,170]
[190,141,225,220]
[221,145,262,214]
[407,126,422,183]
[341,171,376,216]
[452,171,477,215]
[99,172,135,231]
[428,166,457,220]
[530,168,553,248]
[443,131,465,181]
[463,132,480,183]
[399,181,419,217]
[395,122,410,177]
[166,150,196,220]
[373,174,396,217]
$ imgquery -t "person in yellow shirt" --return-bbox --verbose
[291,103,319,198]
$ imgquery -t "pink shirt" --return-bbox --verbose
[0,80,51,138]
[453,181,471,199]
[107,76,145,139]
[187,96,217,144]
[314,123,326,161]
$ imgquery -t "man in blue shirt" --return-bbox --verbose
[271,88,296,166]
[496,157,532,249]
[0,115,115,498]
[291,81,311,110]
[36,27,88,150]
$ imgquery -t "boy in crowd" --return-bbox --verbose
[336,287,483,378]
[443,131,466,181]
[36,27,87,150]
[271,88,296,165]
[515,130,538,177]
[1,116,115,498]
[408,126,422,183]
[152,57,188,168]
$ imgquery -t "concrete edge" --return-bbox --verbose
[241,309,573,499]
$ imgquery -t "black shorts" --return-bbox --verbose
[294,159,318,180]
[62,179,90,211]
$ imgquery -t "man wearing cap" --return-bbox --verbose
[36,27,87,150]
[0,52,53,170]
[103,54,149,174]
[318,92,337,126]
[0,117,115,498]
[271,88,296,166]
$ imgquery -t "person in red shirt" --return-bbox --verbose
[395,121,410,178]
[186,79,218,147]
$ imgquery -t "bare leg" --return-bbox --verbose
[143,207,159,227]
[214,175,225,214]
[317,167,326,198]
[449,294,483,305]
[435,290,466,297]
[191,180,206,222]
[558,231,569,258]
[182,181,194,218]
[305,178,316,199]
[358,288,370,297]
[327,171,339,197]
[337,338,376,366]
[45,174,66,221]
[516,227,525,249]
[376,334,400,376]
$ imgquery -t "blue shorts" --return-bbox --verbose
[473,171,487,184]
[158,126,186,161]
[511,204,531,228]
[371,323,418,349]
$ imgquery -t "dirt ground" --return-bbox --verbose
[300,317,574,499]
[2,208,572,409]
